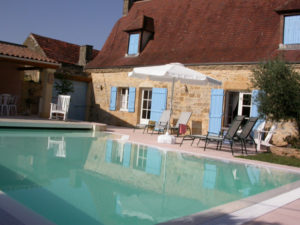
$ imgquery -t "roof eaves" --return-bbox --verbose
[0,53,61,69]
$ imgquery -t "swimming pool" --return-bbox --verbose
[0,128,299,225]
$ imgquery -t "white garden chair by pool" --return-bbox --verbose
[49,95,71,121]
[8,95,18,115]
[254,121,277,151]
[0,94,11,116]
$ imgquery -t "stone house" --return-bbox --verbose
[0,40,60,116]
[24,33,99,120]
[86,0,300,134]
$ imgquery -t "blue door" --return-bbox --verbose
[52,79,88,121]
[208,89,224,135]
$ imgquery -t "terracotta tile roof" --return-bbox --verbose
[276,0,300,13]
[31,33,99,65]
[86,0,300,69]
[0,41,57,64]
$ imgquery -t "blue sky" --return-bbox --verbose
[0,0,124,50]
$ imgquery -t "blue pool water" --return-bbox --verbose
[0,128,299,225]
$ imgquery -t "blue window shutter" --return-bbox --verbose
[109,87,117,111]
[145,147,162,175]
[284,15,300,44]
[123,143,131,168]
[105,139,113,163]
[250,90,260,117]
[128,33,140,55]
[150,88,168,122]
[128,87,136,113]
[250,90,264,131]
[208,89,224,134]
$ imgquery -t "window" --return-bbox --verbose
[238,92,252,119]
[119,88,129,111]
[140,89,152,124]
[127,33,140,55]
[284,15,300,45]
[223,91,252,127]
[110,86,136,112]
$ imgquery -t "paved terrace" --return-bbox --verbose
[0,117,299,225]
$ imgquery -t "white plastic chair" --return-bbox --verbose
[254,121,277,151]
[8,95,18,115]
[0,94,10,116]
[49,95,71,121]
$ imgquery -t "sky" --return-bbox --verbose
[0,0,124,50]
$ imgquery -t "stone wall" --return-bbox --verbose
[89,64,300,134]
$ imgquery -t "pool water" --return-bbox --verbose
[0,129,299,225]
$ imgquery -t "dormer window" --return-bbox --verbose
[284,15,300,44]
[124,15,154,57]
[128,33,140,56]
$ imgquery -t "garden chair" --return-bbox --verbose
[179,113,222,146]
[8,95,18,115]
[151,109,171,134]
[235,117,258,154]
[254,122,277,151]
[49,95,71,121]
[147,110,171,134]
[170,112,192,136]
[0,94,10,116]
[203,115,245,154]
[142,110,171,134]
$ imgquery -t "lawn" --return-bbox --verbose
[237,152,300,168]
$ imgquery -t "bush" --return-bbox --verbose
[54,75,74,95]
[251,58,300,131]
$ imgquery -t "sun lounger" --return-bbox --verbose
[151,110,171,134]
[235,117,258,154]
[170,112,192,136]
[203,115,245,154]
[140,110,171,134]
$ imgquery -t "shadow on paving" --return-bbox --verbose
[157,211,281,225]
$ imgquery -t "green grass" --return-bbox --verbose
[237,152,300,168]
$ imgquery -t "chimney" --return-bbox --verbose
[123,0,131,16]
[78,45,93,66]
[123,0,144,16]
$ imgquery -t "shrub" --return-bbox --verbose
[251,58,300,131]
[54,75,74,95]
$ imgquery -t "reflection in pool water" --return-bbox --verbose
[0,129,299,225]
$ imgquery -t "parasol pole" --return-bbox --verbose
[166,77,175,134]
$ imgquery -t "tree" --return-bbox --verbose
[54,75,74,95]
[251,58,300,130]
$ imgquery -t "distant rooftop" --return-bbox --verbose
[30,33,100,65]
[0,40,58,66]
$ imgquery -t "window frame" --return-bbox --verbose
[238,92,252,120]
[223,91,253,127]
[140,88,152,124]
[119,87,129,111]
[283,14,300,45]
